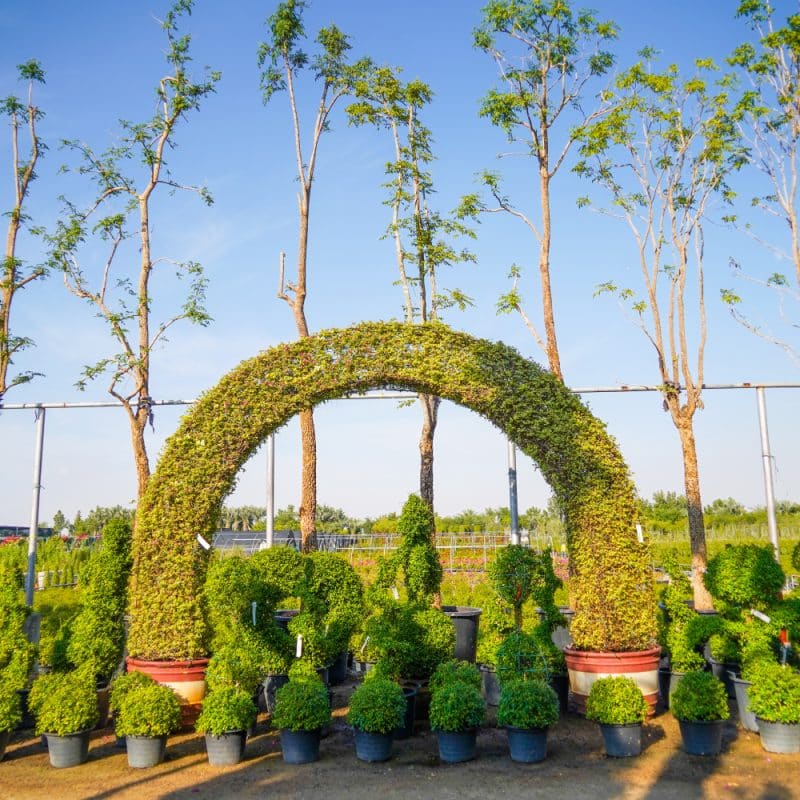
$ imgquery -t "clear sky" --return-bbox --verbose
[1,0,798,527]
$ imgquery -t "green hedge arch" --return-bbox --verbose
[128,321,657,660]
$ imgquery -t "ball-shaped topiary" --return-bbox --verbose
[746,662,800,724]
[115,683,183,738]
[704,545,784,609]
[497,679,559,730]
[429,681,485,733]
[109,670,157,716]
[34,668,100,736]
[429,660,482,694]
[346,677,406,734]
[271,669,331,733]
[670,671,730,722]
[585,676,648,725]
[195,686,257,735]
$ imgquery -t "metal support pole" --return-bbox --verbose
[756,387,780,562]
[266,433,275,548]
[507,439,520,546]
[26,407,46,605]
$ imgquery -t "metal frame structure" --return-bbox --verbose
[4,382,798,598]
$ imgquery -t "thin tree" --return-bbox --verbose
[258,0,368,551]
[1,61,46,402]
[347,66,474,508]
[468,0,618,380]
[574,51,744,609]
[722,0,800,364]
[49,0,219,500]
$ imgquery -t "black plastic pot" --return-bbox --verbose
[328,651,349,685]
[442,607,482,663]
[678,719,724,756]
[0,730,10,763]
[126,734,168,768]
[204,730,247,766]
[45,730,91,768]
[708,658,738,699]
[280,728,321,764]
[394,683,418,740]
[260,674,289,714]
[506,726,548,763]
[353,728,394,762]
[729,671,758,733]
[599,722,642,758]
[435,728,477,763]
[480,666,500,707]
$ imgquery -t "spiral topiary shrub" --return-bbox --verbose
[127,321,655,659]
[704,545,784,610]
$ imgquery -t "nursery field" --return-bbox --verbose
[0,677,797,800]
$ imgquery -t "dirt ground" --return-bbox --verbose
[2,677,799,800]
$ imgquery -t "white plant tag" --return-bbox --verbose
[196,534,211,550]
[296,634,303,658]
[360,635,370,653]
[391,585,399,600]
[252,601,257,626]
[635,524,643,543]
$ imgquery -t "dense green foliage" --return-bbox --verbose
[496,628,562,685]
[195,686,257,735]
[586,676,648,725]
[109,670,157,715]
[704,545,784,609]
[115,683,183,738]
[271,664,331,732]
[33,666,100,736]
[746,663,800,724]
[670,671,730,722]
[429,660,482,695]
[346,677,406,734]
[128,322,655,658]
[0,680,22,732]
[0,563,35,691]
[429,680,485,733]
[496,679,559,730]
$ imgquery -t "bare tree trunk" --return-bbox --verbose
[676,416,713,611]
[128,409,151,502]
[299,408,318,553]
[418,393,440,510]
[539,166,563,381]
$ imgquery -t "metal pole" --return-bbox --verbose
[756,387,780,561]
[266,433,275,548]
[26,407,46,605]
[507,439,520,546]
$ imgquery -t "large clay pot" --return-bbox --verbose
[564,646,661,716]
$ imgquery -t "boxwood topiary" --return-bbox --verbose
[496,629,558,685]
[205,640,264,695]
[127,322,655,659]
[34,667,100,736]
[429,660,482,694]
[585,675,648,725]
[250,546,305,606]
[346,677,406,734]
[115,683,182,738]
[109,670,157,716]
[0,681,22,733]
[670,670,730,722]
[704,545,784,610]
[195,686,257,735]
[489,545,541,630]
[746,662,800,724]
[429,680,485,733]
[271,667,331,732]
[497,678,559,730]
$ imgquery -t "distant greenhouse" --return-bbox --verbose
[211,529,357,554]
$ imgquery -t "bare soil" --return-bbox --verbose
[2,677,798,800]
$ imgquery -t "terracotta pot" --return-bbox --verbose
[126,657,209,729]
[564,646,661,716]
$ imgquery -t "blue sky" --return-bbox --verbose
[1,1,799,526]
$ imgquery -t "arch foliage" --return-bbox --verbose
[128,322,657,660]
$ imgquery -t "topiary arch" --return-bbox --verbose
[127,321,657,661]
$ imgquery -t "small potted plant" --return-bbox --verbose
[496,678,559,763]
[428,662,485,763]
[0,681,22,762]
[271,661,332,764]
[585,676,648,757]
[346,675,406,762]
[746,662,800,753]
[115,683,182,768]
[670,670,730,756]
[33,667,100,768]
[196,686,257,765]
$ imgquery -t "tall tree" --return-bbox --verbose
[469,0,617,380]
[347,66,474,508]
[1,60,46,402]
[723,0,800,364]
[50,1,219,500]
[258,0,367,551]
[574,51,744,609]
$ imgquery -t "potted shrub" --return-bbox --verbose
[0,680,22,762]
[585,676,648,757]
[115,683,182,768]
[429,660,482,695]
[496,678,559,763]
[670,670,730,756]
[196,686,257,766]
[271,661,332,764]
[428,663,485,763]
[746,662,800,753]
[346,675,406,762]
[33,667,100,768]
